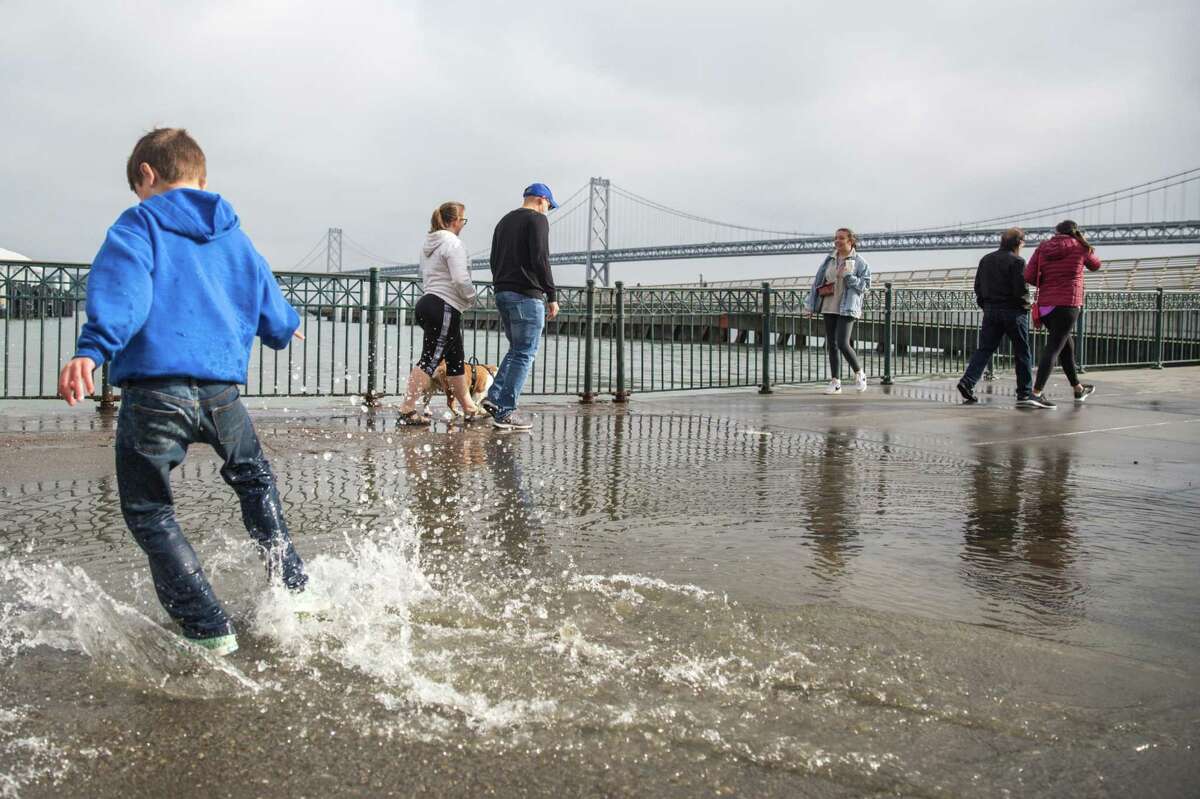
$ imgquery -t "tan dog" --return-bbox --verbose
[423,360,497,417]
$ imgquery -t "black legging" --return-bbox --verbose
[823,314,860,380]
[1034,306,1080,392]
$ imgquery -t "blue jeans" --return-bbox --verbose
[486,291,545,416]
[961,306,1033,398]
[116,379,306,639]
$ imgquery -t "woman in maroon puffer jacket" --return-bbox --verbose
[1022,220,1102,408]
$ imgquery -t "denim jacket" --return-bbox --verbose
[804,253,872,319]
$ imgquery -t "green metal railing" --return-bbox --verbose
[4,260,1200,403]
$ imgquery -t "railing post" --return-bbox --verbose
[364,267,382,405]
[1153,287,1165,369]
[759,282,772,394]
[98,362,116,411]
[882,282,894,385]
[614,280,628,403]
[1076,295,1088,374]
[581,279,596,403]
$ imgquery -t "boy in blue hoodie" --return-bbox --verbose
[58,128,308,656]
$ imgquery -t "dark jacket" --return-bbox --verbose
[974,248,1030,310]
[1023,233,1101,308]
[489,208,556,302]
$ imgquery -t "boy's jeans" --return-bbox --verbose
[116,379,306,639]
[960,306,1034,398]
[486,291,545,416]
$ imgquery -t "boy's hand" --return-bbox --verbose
[547,301,560,321]
[293,330,306,342]
[58,357,97,407]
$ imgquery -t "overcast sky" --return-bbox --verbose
[2,0,1198,283]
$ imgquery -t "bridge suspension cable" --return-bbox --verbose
[914,167,1200,232]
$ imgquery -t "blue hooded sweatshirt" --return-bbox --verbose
[74,189,298,385]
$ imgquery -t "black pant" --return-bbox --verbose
[1035,306,1080,392]
[961,306,1033,398]
[823,314,860,379]
[415,293,465,376]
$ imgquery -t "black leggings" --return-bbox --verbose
[823,314,860,379]
[1034,306,1080,392]
[414,293,464,376]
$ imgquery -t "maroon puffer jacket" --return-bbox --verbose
[1023,234,1101,307]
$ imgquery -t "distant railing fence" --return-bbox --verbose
[3,261,1199,404]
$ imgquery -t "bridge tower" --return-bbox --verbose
[585,177,611,285]
[326,227,343,272]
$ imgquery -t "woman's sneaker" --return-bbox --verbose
[1074,384,1096,402]
[854,372,868,392]
[823,380,842,395]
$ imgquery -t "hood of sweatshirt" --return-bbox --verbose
[423,229,457,258]
[1037,233,1084,261]
[140,189,241,243]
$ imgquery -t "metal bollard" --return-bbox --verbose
[614,281,628,402]
[581,279,596,403]
[882,282,894,385]
[98,362,116,411]
[1153,287,1165,369]
[364,267,382,405]
[759,282,772,394]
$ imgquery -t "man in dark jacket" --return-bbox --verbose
[480,183,560,430]
[957,228,1037,407]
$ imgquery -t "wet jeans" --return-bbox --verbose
[116,380,306,639]
[486,291,545,416]
[961,306,1034,398]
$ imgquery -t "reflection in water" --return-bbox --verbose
[1,407,1198,797]
[801,429,863,578]
[960,444,1083,624]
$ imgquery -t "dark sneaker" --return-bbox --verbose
[480,397,501,419]
[1073,384,1095,403]
[1024,394,1056,409]
[492,410,533,431]
[956,381,978,404]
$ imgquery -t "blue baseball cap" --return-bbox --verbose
[523,182,559,210]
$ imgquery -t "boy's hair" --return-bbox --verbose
[126,128,207,191]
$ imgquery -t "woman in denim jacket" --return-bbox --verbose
[804,228,872,394]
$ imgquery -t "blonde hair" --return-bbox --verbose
[835,227,858,249]
[429,202,465,233]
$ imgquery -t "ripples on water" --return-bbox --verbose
[1,408,1197,796]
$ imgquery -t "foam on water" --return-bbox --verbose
[0,558,257,698]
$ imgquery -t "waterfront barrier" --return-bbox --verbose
[3,261,1198,404]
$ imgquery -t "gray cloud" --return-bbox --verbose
[1,0,1197,284]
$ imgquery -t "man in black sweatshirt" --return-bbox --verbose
[481,183,560,430]
[957,228,1036,406]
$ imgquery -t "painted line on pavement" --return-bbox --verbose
[972,417,1200,446]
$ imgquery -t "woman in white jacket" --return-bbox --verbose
[397,202,480,424]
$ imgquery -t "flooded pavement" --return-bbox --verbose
[1,368,1198,797]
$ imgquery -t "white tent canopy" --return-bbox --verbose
[1,247,31,261]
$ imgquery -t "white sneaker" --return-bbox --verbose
[854,372,868,392]
[823,380,842,395]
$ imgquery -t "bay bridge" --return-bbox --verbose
[307,167,1200,285]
